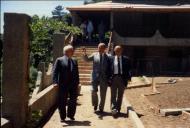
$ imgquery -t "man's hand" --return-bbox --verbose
[53,84,59,88]
[82,47,87,55]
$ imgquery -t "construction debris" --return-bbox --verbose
[160,108,190,116]
[156,78,178,85]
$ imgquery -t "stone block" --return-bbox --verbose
[53,33,65,63]
[2,13,30,128]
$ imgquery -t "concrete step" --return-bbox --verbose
[75,48,97,51]
[75,46,97,49]
[79,69,92,74]
[78,60,92,62]
[79,74,91,77]
[80,77,91,81]
[78,66,92,70]
[74,53,94,56]
[78,63,92,66]
[80,81,91,85]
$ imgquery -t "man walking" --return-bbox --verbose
[110,45,131,116]
[53,45,79,122]
[82,43,110,113]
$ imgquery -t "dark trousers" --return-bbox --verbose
[111,75,126,112]
[58,86,78,120]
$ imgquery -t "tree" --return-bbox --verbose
[30,15,81,67]
[29,15,81,93]
[52,5,66,20]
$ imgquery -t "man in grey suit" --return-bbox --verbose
[83,43,110,113]
[53,45,79,122]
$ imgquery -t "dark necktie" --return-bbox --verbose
[118,56,121,74]
[100,54,102,64]
[100,54,103,72]
[67,58,72,82]
[68,58,71,72]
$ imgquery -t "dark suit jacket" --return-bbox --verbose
[53,56,79,89]
[110,55,132,86]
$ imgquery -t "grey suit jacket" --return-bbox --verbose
[83,52,111,81]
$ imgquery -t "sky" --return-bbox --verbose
[1,0,84,33]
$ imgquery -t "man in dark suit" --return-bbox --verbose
[53,45,79,122]
[110,45,131,115]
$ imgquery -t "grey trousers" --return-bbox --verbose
[91,77,108,110]
[111,75,126,111]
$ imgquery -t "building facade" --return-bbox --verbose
[67,0,190,75]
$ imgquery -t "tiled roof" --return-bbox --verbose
[66,1,190,12]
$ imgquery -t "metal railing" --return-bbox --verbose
[107,31,114,54]
[64,32,74,45]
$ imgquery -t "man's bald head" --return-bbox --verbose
[63,45,74,58]
[98,43,106,54]
[114,45,123,56]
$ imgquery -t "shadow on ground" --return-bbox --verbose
[62,120,91,127]
[94,111,127,120]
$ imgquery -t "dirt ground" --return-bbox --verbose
[125,77,190,128]
[43,86,134,128]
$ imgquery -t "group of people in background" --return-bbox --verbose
[80,20,105,43]
[53,42,131,122]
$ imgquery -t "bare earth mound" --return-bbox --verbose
[125,77,190,128]
[147,80,190,109]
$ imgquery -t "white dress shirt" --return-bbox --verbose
[114,56,122,74]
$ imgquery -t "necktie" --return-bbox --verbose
[100,54,102,64]
[100,54,103,72]
[68,58,71,72]
[118,56,121,74]
[67,58,72,82]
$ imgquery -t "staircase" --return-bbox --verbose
[73,45,98,86]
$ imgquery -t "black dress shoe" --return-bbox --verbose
[68,116,75,121]
[60,119,65,122]
[94,106,97,111]
[99,109,104,113]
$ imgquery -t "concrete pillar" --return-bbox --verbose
[110,11,114,30]
[53,33,65,63]
[2,13,31,128]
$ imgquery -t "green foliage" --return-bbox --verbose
[52,5,66,20]
[26,110,43,128]
[29,66,38,94]
[105,31,111,40]
[30,15,81,67]
[29,14,81,93]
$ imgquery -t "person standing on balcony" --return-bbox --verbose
[52,45,79,122]
[87,19,94,43]
[82,43,111,114]
[80,20,87,43]
[110,45,131,116]
[98,20,105,42]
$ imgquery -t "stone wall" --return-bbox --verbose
[53,33,65,63]
[29,85,58,118]
[2,13,31,128]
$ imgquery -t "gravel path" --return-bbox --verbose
[43,86,134,128]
